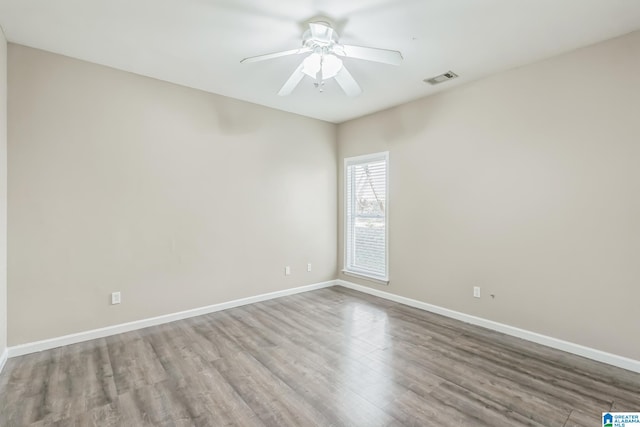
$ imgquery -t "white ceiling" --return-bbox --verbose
[1,0,640,123]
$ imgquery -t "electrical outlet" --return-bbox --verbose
[285,266,291,276]
[473,287,481,298]
[307,263,312,272]
[111,291,121,305]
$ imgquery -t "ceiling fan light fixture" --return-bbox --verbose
[302,53,321,78]
[321,54,343,79]
[302,53,343,80]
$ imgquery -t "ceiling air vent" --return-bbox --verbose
[424,71,458,85]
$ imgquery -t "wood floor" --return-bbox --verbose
[1,287,639,426]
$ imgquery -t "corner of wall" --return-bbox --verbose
[0,24,8,371]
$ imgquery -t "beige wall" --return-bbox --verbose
[0,29,7,356]
[338,31,640,360]
[8,44,337,345]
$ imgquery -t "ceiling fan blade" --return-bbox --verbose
[334,66,362,97]
[309,22,334,43]
[240,47,311,64]
[337,45,403,65]
[278,63,306,96]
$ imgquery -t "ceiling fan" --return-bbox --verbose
[240,21,403,97]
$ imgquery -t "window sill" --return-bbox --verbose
[341,270,389,286]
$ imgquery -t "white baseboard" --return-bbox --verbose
[0,348,7,374]
[336,279,640,374]
[8,280,335,358]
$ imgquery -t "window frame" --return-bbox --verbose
[343,151,389,285]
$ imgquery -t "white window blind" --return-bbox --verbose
[345,152,388,282]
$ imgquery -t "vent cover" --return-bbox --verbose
[424,71,458,85]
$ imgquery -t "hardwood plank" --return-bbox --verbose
[366,339,576,425]
[105,331,167,395]
[212,352,329,426]
[251,345,398,426]
[385,389,492,427]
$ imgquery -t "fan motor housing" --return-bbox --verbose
[303,22,338,49]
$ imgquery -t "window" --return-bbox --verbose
[344,152,388,283]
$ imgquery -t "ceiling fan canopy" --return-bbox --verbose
[241,21,403,97]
